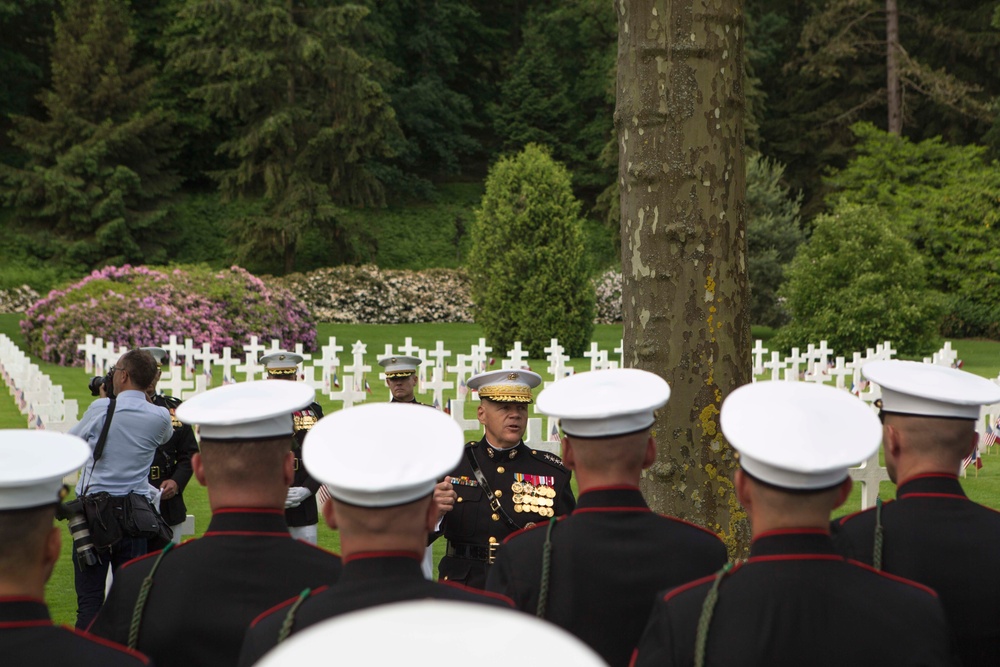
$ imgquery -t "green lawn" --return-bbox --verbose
[1,313,998,625]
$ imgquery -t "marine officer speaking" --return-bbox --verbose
[436,369,575,589]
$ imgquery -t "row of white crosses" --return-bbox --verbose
[750,338,999,510]
[76,334,626,450]
[0,335,78,432]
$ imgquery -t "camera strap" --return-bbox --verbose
[82,399,116,495]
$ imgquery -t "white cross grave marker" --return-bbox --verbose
[503,341,530,370]
[849,451,890,511]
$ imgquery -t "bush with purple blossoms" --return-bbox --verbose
[22,265,316,365]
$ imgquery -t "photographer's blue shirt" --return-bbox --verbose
[71,389,173,499]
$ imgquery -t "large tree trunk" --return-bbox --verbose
[886,0,902,134]
[616,0,751,557]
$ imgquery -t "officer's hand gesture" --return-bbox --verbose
[433,479,457,517]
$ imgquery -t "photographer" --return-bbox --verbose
[69,348,173,629]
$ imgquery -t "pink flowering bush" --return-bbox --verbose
[22,265,316,365]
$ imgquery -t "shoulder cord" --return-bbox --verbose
[873,496,884,571]
[694,561,734,667]
[278,588,313,644]
[128,541,174,649]
[535,517,558,618]
[81,398,116,495]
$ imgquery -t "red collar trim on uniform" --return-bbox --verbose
[202,530,292,537]
[579,484,641,494]
[0,596,45,604]
[0,620,51,629]
[747,553,843,564]
[752,527,829,543]
[343,551,422,564]
[212,507,285,515]
[898,492,968,501]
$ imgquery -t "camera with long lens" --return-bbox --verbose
[60,498,99,567]
[88,368,116,399]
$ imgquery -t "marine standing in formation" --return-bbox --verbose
[261,351,324,544]
[238,402,512,666]
[833,360,1000,667]
[378,355,424,404]
[487,368,728,667]
[633,381,958,666]
[87,380,342,667]
[0,431,151,666]
[436,369,575,589]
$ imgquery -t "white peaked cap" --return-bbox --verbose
[863,360,1000,420]
[141,347,168,365]
[721,381,881,490]
[304,403,463,508]
[467,369,542,403]
[0,431,90,511]
[536,368,670,438]
[378,355,422,377]
[175,381,315,440]
[256,600,606,667]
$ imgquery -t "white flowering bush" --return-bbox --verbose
[276,265,475,323]
[0,285,41,313]
[593,269,622,323]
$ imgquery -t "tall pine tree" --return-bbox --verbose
[1,0,179,269]
[166,0,399,274]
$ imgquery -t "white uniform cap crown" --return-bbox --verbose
[378,355,422,378]
[257,600,606,666]
[536,368,670,438]
[467,369,542,403]
[721,382,881,490]
[259,350,303,376]
[0,431,90,511]
[141,347,167,365]
[863,360,1000,420]
[304,403,463,508]
[176,381,314,440]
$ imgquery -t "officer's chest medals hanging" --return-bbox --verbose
[293,408,319,432]
[511,473,556,517]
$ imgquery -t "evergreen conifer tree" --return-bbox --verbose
[166,0,399,274]
[1,0,179,269]
[468,144,595,357]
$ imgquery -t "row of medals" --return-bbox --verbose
[511,481,556,517]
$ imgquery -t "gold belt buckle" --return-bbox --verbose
[489,497,501,512]
[150,466,160,481]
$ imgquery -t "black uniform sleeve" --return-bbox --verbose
[237,612,283,667]
[632,595,679,667]
[87,570,139,645]
[169,425,198,491]
[557,471,576,514]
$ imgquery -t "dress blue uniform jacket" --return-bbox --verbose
[487,486,728,667]
[833,473,1000,667]
[237,552,514,666]
[88,508,341,667]
[0,597,150,666]
[633,530,959,667]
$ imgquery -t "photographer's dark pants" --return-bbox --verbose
[73,536,147,629]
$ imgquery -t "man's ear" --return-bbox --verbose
[884,424,903,462]
[832,477,853,511]
[561,437,575,470]
[424,496,439,533]
[641,435,657,469]
[192,452,206,486]
[41,526,61,583]
[283,451,295,487]
[734,469,752,512]
[477,402,486,426]
[322,497,338,530]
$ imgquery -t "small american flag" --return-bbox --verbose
[316,485,332,507]
[982,418,998,449]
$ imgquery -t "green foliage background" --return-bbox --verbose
[468,144,595,357]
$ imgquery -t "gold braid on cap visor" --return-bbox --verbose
[266,368,297,376]
[385,371,416,378]
[477,384,534,403]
